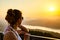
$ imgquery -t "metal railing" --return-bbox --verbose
[0,32,60,40]
[26,34,60,40]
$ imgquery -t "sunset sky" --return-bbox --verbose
[0,0,60,20]
[0,0,60,32]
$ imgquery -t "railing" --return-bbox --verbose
[0,32,60,40]
[0,32,3,40]
[26,34,60,40]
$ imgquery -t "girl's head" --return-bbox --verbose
[5,9,23,26]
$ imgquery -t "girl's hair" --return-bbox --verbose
[5,9,22,25]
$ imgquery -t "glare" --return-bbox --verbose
[49,7,55,11]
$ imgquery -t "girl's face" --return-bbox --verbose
[16,17,23,26]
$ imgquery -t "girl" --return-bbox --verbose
[3,9,29,40]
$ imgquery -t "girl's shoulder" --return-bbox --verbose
[3,31,17,40]
[4,26,11,34]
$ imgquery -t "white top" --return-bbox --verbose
[4,25,22,40]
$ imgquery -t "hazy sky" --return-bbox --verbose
[0,0,60,32]
[0,0,60,20]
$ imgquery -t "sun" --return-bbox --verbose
[49,7,55,11]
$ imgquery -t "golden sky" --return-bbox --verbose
[0,0,60,20]
[0,0,60,32]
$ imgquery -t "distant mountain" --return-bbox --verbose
[23,18,60,29]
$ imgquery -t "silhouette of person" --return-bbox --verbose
[3,9,29,40]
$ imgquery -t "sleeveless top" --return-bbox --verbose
[3,25,22,40]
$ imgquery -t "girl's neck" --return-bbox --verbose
[10,24,18,30]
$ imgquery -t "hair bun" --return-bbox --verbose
[7,9,15,16]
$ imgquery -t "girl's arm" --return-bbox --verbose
[17,25,30,40]
[18,25,29,33]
